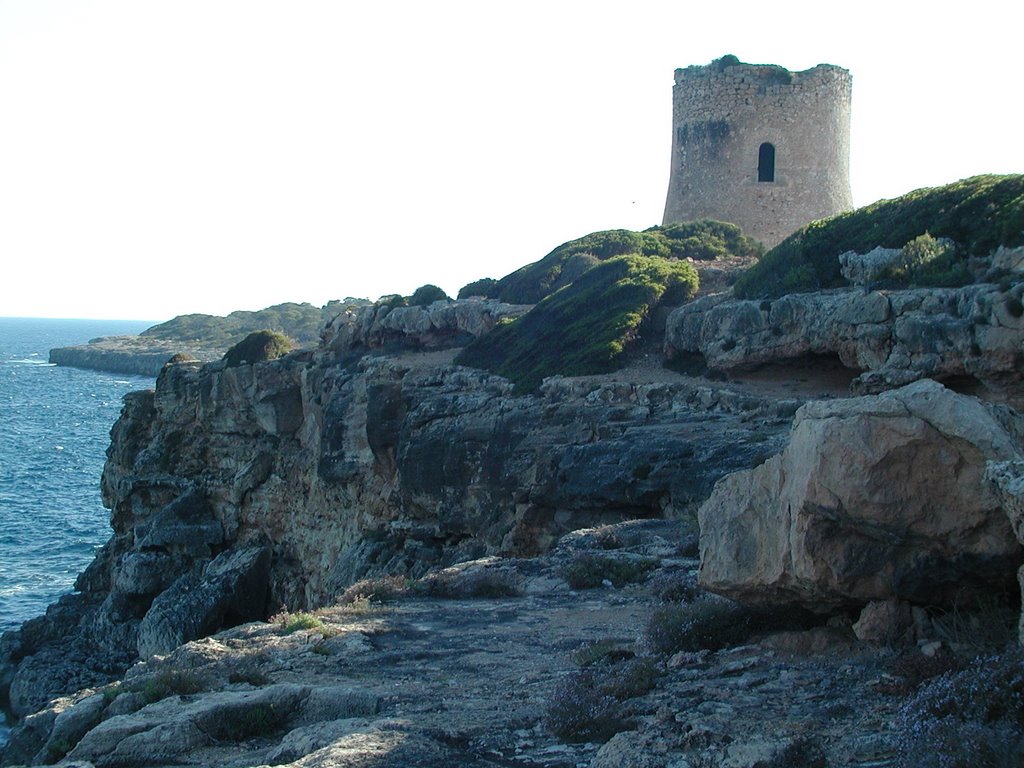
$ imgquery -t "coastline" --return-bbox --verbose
[48,336,223,377]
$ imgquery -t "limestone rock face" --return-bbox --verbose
[2,342,795,721]
[321,298,530,354]
[838,246,903,287]
[665,284,1024,407]
[699,380,1024,610]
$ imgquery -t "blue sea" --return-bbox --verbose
[0,318,155,638]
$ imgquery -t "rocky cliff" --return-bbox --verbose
[3,300,801,725]
[5,276,1024,765]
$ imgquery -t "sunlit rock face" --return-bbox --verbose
[699,379,1024,610]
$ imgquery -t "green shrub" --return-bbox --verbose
[493,229,672,304]
[409,284,449,306]
[930,593,1020,654]
[894,649,1024,767]
[222,329,294,367]
[562,554,659,589]
[456,254,698,392]
[457,277,499,299]
[734,174,1024,299]
[279,611,332,635]
[657,219,763,261]
[878,233,971,288]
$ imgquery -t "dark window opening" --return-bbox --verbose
[758,142,775,182]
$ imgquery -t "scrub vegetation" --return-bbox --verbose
[455,254,699,392]
[734,174,1024,299]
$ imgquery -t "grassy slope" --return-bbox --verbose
[489,221,760,305]
[455,255,699,392]
[733,174,1024,299]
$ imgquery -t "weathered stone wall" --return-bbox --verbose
[662,59,852,247]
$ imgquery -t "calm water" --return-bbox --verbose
[0,318,154,637]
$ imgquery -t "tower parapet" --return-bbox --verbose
[662,57,852,248]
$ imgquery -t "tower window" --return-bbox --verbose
[758,142,776,182]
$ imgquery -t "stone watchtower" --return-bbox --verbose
[662,56,852,248]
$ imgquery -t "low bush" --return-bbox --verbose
[278,611,337,636]
[877,233,970,288]
[418,568,524,599]
[734,174,1024,299]
[562,554,659,590]
[338,576,409,605]
[930,592,1020,654]
[571,640,633,668]
[876,649,963,696]
[222,329,294,367]
[409,284,449,306]
[546,671,632,743]
[647,568,700,603]
[457,277,499,299]
[646,596,755,654]
[597,656,660,700]
[546,656,659,743]
[379,293,408,310]
[133,669,204,704]
[894,649,1024,767]
[203,702,286,742]
[228,669,272,687]
[657,219,763,262]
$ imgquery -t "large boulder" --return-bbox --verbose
[136,544,271,659]
[699,380,1024,611]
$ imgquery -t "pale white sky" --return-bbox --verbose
[1,0,1021,322]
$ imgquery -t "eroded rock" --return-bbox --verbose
[665,284,1024,407]
[699,380,1024,611]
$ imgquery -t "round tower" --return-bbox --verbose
[662,57,852,248]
